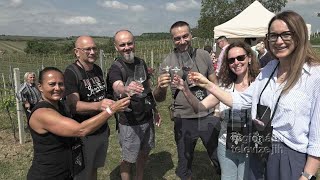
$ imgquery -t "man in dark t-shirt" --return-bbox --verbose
[64,36,114,180]
[108,30,160,180]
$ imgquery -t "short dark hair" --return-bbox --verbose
[170,21,190,34]
[217,36,227,41]
[39,67,63,84]
[204,45,213,53]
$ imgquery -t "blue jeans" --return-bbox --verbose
[217,142,249,180]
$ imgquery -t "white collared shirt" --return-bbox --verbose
[232,60,320,157]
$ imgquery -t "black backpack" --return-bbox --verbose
[105,58,127,100]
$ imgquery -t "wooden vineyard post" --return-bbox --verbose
[13,68,25,144]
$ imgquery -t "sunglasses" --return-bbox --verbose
[227,54,247,64]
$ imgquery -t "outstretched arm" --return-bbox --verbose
[189,72,233,107]
[172,74,220,113]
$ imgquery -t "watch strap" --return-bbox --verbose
[301,172,316,180]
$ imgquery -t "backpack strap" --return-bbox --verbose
[67,63,84,87]
[113,59,127,82]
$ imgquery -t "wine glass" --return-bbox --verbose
[171,66,181,74]
[180,52,194,86]
[134,64,147,97]
[159,61,171,74]
[116,77,134,112]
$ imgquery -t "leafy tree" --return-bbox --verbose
[195,0,287,38]
[24,40,59,54]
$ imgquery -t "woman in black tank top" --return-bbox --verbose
[27,67,130,180]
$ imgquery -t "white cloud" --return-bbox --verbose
[98,0,129,10]
[130,5,145,12]
[59,16,97,25]
[9,0,22,7]
[165,0,200,12]
[287,0,320,5]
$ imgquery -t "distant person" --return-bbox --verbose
[27,67,129,180]
[256,39,273,68]
[107,29,160,180]
[64,36,114,180]
[154,21,220,180]
[216,36,230,76]
[245,38,259,59]
[204,45,218,72]
[18,72,41,117]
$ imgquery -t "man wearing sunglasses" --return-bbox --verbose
[154,21,220,180]
[64,36,113,180]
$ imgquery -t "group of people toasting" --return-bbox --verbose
[25,10,319,180]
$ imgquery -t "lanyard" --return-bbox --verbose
[258,62,281,121]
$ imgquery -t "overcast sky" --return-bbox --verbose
[0,0,319,37]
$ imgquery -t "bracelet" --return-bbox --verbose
[105,106,113,115]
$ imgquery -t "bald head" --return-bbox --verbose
[114,30,134,43]
[75,36,95,49]
[114,30,135,63]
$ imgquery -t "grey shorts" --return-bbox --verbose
[118,122,155,163]
[74,129,109,180]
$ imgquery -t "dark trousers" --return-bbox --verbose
[248,142,307,180]
[174,115,220,179]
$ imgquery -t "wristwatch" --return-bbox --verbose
[301,172,316,180]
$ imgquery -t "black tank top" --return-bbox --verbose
[27,101,72,180]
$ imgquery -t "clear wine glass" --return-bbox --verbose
[134,64,147,97]
[160,61,171,74]
[171,66,181,74]
[116,77,134,112]
[180,52,194,86]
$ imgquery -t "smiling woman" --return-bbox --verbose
[186,10,320,180]
[26,67,130,180]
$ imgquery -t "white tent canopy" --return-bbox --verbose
[214,1,275,39]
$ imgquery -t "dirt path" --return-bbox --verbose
[0,41,25,53]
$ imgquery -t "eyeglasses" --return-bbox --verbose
[266,31,294,42]
[77,47,98,53]
[173,33,190,42]
[227,54,247,64]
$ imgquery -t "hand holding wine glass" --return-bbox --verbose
[180,52,194,86]
[172,74,187,91]
[188,72,213,89]
[134,64,147,97]
[115,77,135,112]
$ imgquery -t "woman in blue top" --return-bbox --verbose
[188,11,320,180]
[27,67,130,180]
